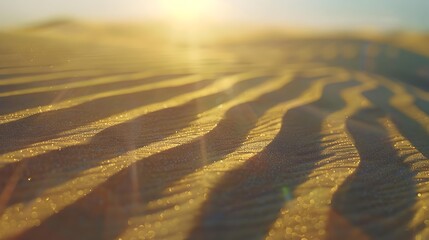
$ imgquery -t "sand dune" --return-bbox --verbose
[0,24,429,239]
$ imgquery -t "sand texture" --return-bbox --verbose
[0,25,429,239]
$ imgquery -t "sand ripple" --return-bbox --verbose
[0,31,428,239]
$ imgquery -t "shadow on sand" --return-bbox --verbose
[0,74,191,115]
[364,86,429,159]
[188,80,359,240]
[327,107,421,239]
[0,75,273,208]
[0,75,212,154]
[12,74,330,240]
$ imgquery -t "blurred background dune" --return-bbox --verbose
[1,0,429,54]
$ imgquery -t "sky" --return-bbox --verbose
[0,0,428,31]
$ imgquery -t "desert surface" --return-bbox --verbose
[0,21,429,239]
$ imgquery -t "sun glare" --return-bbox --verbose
[157,0,218,24]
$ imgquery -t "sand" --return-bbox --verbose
[0,23,428,239]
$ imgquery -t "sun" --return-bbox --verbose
[156,0,218,24]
